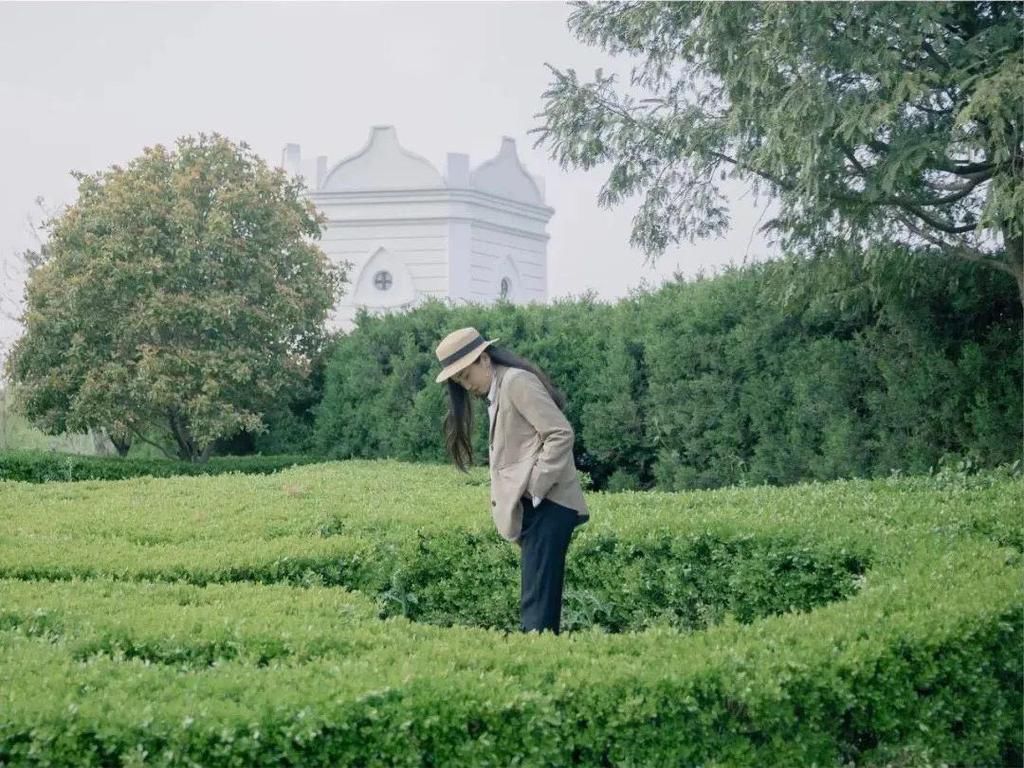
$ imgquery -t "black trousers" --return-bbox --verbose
[519,496,584,635]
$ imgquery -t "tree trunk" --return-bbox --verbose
[1000,228,1023,315]
[167,409,212,463]
[168,409,195,462]
[111,434,132,457]
[1010,244,1023,315]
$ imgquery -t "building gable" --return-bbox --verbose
[321,126,445,192]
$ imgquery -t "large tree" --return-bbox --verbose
[536,1,1023,302]
[5,134,344,461]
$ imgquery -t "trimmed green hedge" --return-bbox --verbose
[314,251,1021,491]
[0,450,322,483]
[0,551,1018,767]
[1,461,1021,765]
[0,462,869,633]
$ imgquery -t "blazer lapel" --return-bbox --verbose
[489,365,508,447]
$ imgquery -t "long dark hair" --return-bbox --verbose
[443,346,566,472]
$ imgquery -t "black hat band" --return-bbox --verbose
[440,335,487,367]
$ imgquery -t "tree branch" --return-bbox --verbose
[925,174,987,192]
[934,159,996,176]
[868,139,891,155]
[893,174,986,207]
[921,40,950,71]
[706,150,792,191]
[911,101,954,116]
[552,78,993,251]
[896,213,1015,278]
[893,200,977,234]
[841,145,869,176]
[577,85,798,198]
[130,427,178,461]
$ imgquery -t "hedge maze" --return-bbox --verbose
[1,461,1020,766]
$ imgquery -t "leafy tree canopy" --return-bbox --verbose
[5,133,345,462]
[536,1,1023,301]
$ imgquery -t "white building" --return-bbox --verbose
[281,126,553,332]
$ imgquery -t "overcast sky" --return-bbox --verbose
[0,1,777,358]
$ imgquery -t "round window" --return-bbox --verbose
[373,270,393,291]
[500,277,511,299]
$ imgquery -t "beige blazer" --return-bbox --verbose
[488,365,589,541]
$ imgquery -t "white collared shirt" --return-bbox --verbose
[488,368,541,509]
[486,369,498,431]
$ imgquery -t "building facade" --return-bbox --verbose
[281,126,553,332]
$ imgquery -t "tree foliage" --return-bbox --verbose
[536,1,1023,300]
[5,134,344,462]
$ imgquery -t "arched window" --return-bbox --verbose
[373,270,393,291]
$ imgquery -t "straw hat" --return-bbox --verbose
[434,327,500,383]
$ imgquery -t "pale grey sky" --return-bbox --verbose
[0,1,776,358]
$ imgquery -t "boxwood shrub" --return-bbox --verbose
[0,450,321,483]
[0,460,1020,765]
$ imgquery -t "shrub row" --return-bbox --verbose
[3,462,1018,632]
[0,450,321,483]
[0,461,876,633]
[0,548,1019,766]
[1,462,1020,764]
[312,250,1021,490]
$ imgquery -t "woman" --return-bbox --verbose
[435,326,589,635]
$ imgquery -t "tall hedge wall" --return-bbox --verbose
[314,252,1021,491]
